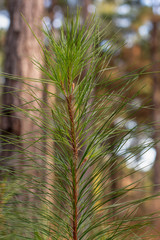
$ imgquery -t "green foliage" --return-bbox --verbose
[0,12,159,239]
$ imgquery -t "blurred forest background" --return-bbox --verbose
[0,0,160,237]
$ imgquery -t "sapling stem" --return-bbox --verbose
[61,72,79,239]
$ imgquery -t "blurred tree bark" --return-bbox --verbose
[151,17,160,193]
[0,0,44,199]
[82,0,91,18]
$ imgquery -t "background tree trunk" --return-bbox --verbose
[82,0,91,18]
[0,0,44,201]
[150,15,160,231]
[151,17,160,194]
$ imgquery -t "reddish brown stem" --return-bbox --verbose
[66,94,78,240]
[61,75,78,240]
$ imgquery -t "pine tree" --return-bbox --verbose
[0,11,159,240]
